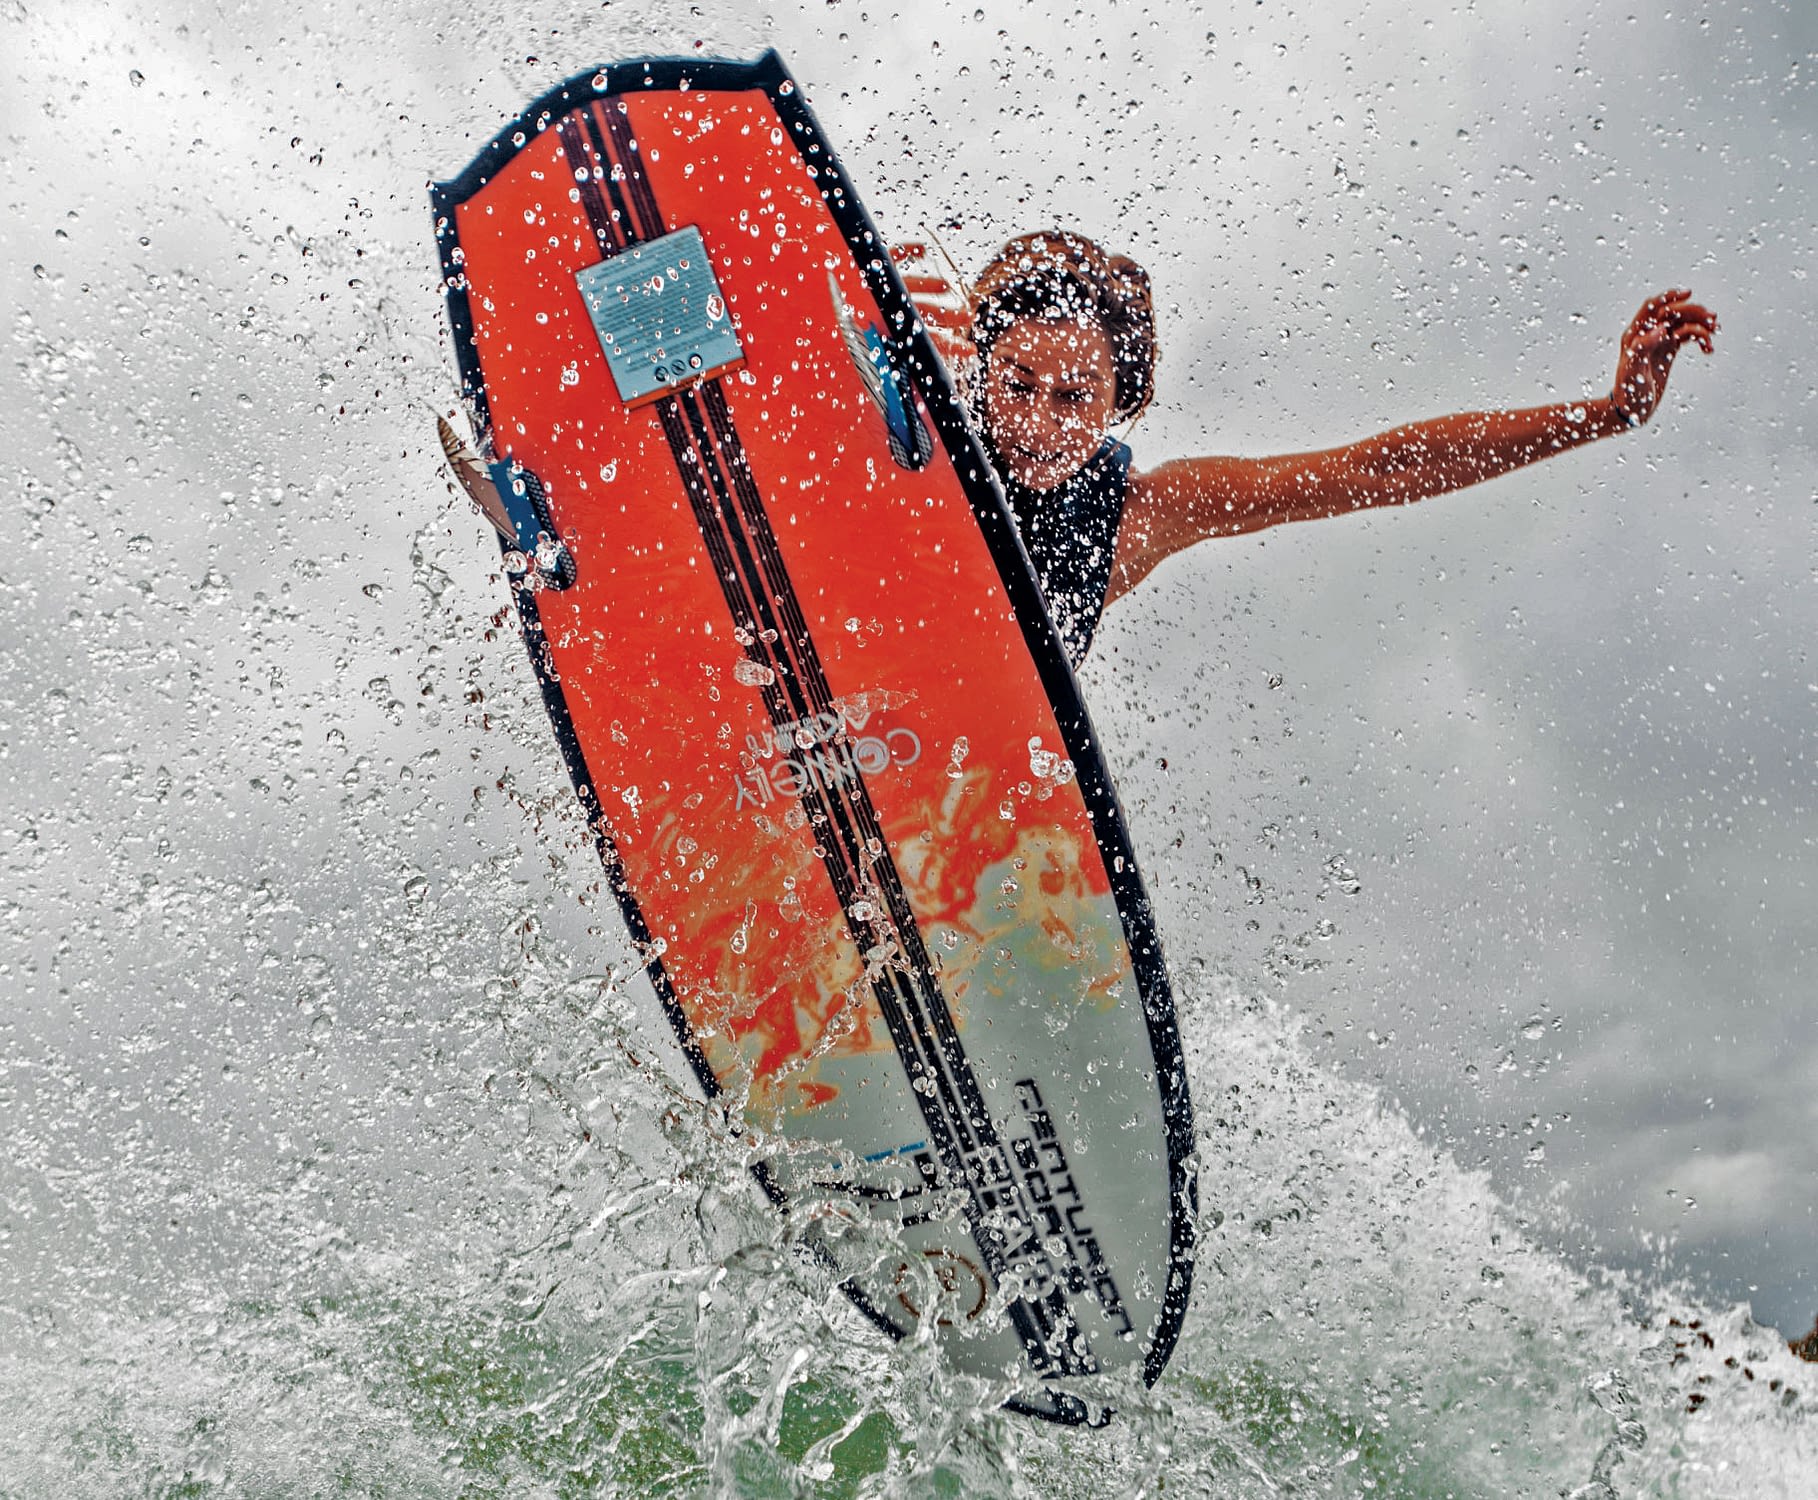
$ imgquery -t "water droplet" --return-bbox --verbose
[732,659,775,687]
[1589,1370,1637,1417]
[1027,737,1072,784]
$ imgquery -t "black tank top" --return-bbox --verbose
[992,436,1132,667]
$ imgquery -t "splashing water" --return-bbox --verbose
[6,1,1815,1494]
[3,895,1812,1499]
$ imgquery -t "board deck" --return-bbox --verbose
[431,51,1194,1423]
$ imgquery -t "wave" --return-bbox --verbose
[2,968,1810,1497]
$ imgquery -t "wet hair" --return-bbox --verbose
[972,230,1156,423]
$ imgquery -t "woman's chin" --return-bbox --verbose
[1003,454,1083,491]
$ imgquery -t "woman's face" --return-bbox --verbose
[981,316,1117,491]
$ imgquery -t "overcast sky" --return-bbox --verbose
[5,0,1815,1343]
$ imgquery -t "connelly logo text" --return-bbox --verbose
[731,695,922,810]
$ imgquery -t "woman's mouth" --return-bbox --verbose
[1003,442,1070,467]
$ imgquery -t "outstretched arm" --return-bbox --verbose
[1108,290,1716,603]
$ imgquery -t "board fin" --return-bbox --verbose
[828,272,935,471]
[437,413,515,541]
[437,413,576,589]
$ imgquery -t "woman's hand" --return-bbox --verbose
[892,242,978,373]
[1611,288,1717,427]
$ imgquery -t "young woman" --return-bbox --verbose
[908,231,1717,665]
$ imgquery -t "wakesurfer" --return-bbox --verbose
[910,230,1717,665]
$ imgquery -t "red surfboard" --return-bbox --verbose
[431,51,1194,1423]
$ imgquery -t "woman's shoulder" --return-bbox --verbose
[1126,452,1256,503]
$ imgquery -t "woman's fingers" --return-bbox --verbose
[1643,309,1717,361]
[914,303,976,333]
[1633,288,1688,324]
[1662,305,1718,351]
[1657,298,1716,330]
[1623,294,1718,366]
[1669,321,1717,357]
[1633,290,1718,334]
[899,275,958,298]
[922,326,979,370]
